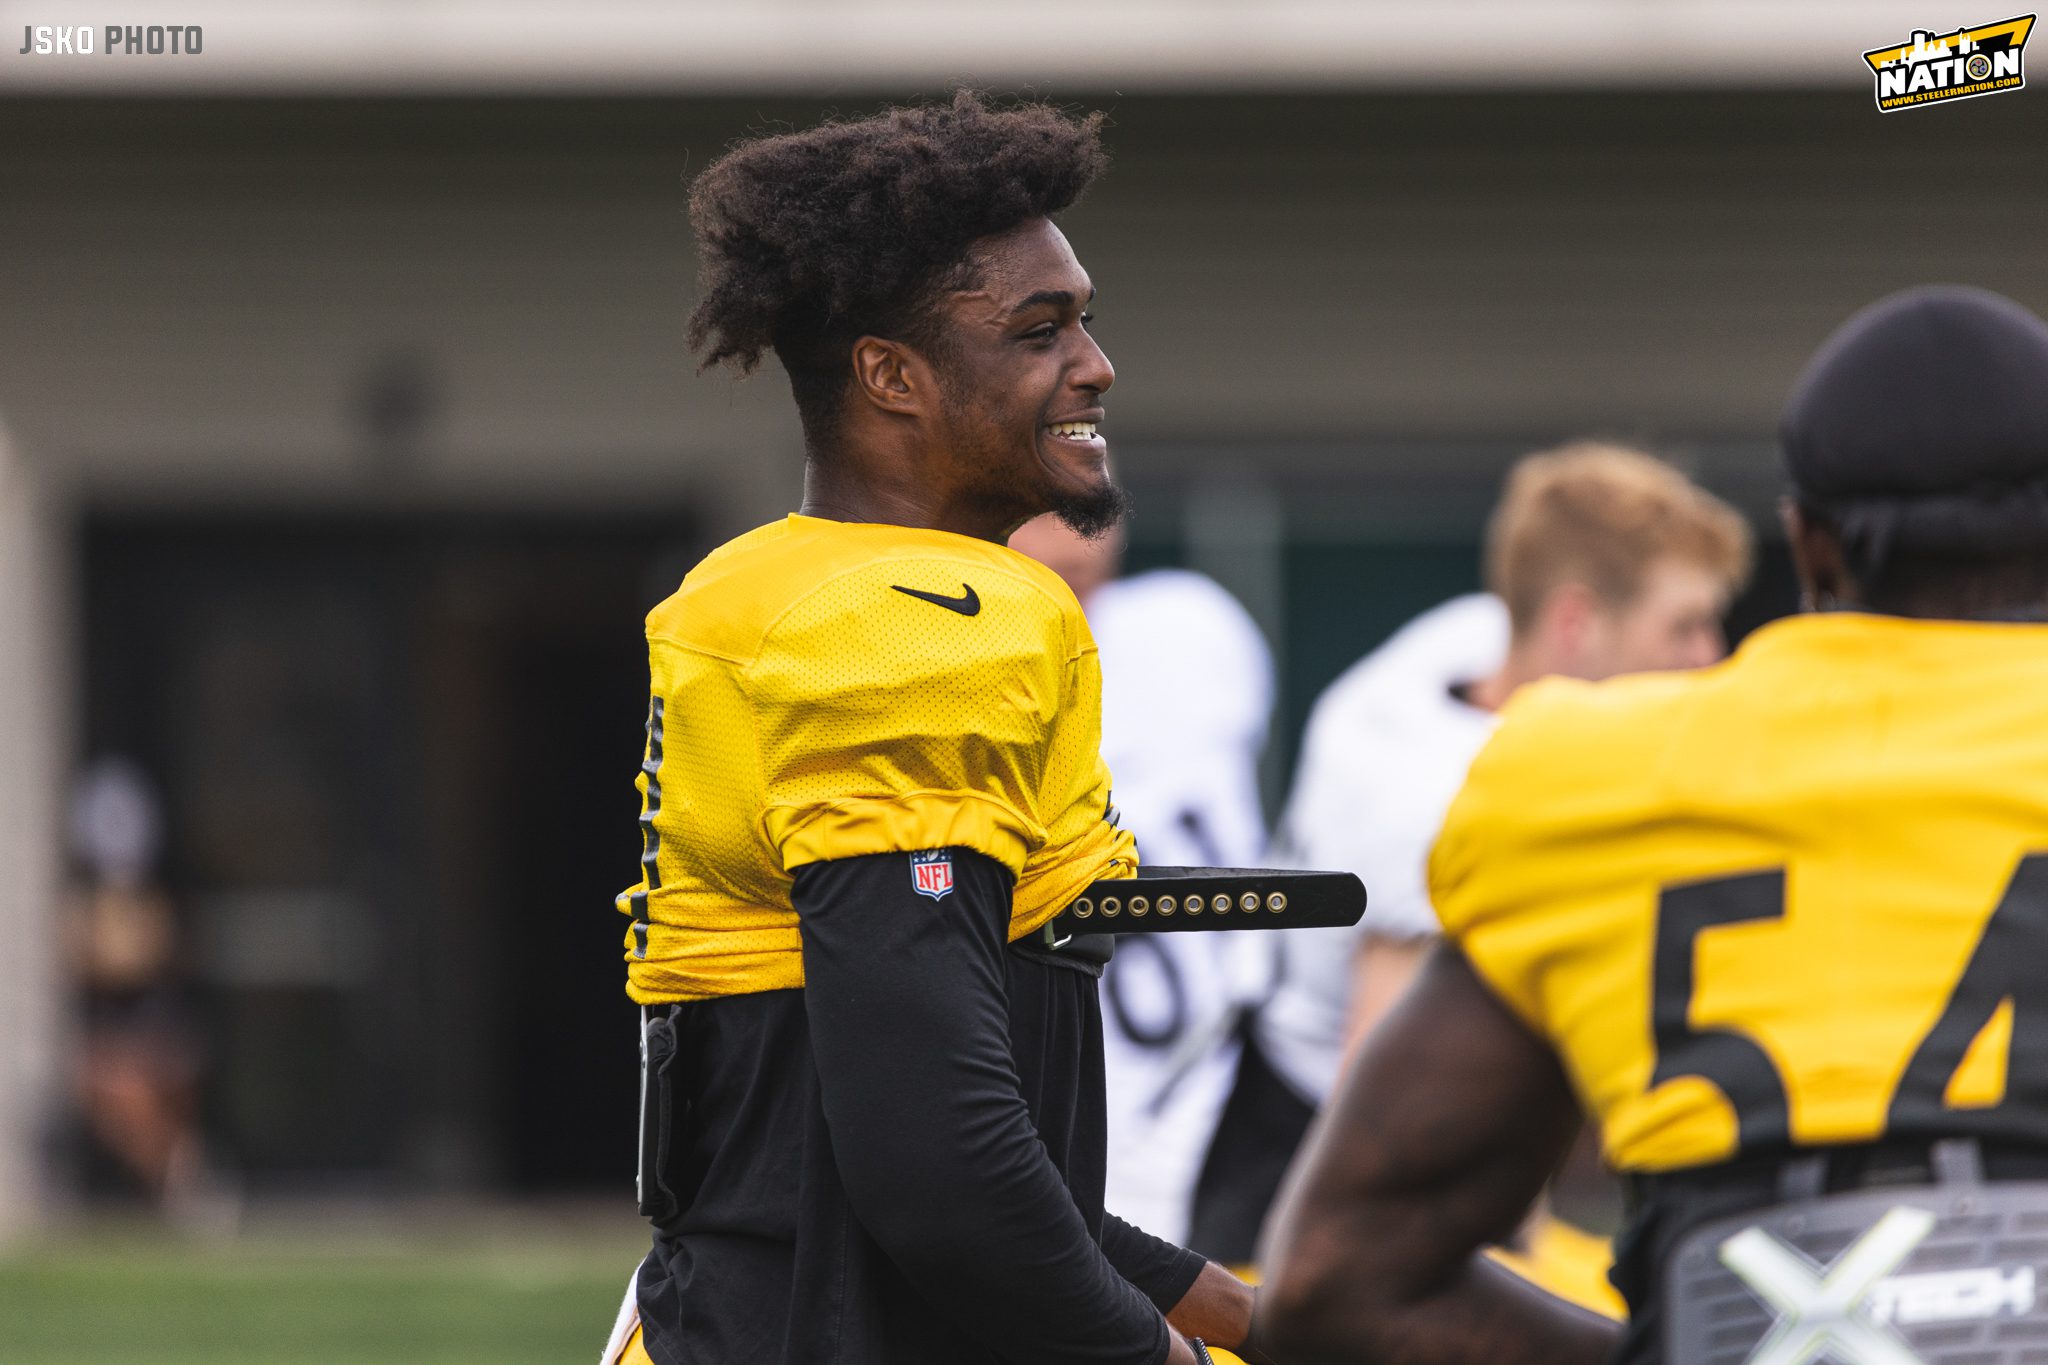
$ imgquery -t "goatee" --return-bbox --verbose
[1053,481,1131,540]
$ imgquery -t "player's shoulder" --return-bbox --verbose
[1310,595,1508,730]
[1499,664,1702,759]
[1091,569,1272,716]
[1289,598,1504,797]
[646,513,1080,668]
[1459,663,1708,816]
[1436,655,1738,896]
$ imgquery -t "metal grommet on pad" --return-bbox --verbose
[1186,893,1204,914]
[1211,894,1231,915]
[1100,896,1122,918]
[1072,898,1094,919]
[1157,895,1177,915]
[1239,892,1260,913]
[1128,895,1149,917]
[1266,892,1287,913]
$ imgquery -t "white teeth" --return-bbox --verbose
[1049,422,1098,439]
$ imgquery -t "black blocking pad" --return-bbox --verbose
[1047,867,1366,937]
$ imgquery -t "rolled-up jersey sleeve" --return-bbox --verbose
[1429,672,1662,1046]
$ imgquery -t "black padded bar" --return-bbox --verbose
[1047,866,1366,937]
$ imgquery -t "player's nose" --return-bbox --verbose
[1072,328,1114,395]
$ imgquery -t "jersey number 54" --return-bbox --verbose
[1651,854,2048,1154]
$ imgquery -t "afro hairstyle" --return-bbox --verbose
[685,90,1108,451]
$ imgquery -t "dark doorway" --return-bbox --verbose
[82,510,705,1194]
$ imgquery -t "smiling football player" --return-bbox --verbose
[600,93,1278,1365]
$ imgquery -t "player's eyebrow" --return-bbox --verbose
[1005,287,1095,319]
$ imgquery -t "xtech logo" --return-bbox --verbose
[1864,14,2033,110]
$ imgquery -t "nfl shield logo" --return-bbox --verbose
[910,850,955,901]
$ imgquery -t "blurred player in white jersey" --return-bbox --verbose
[1011,513,1276,1258]
[1258,590,1507,1100]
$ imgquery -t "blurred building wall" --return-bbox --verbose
[4,92,2046,530]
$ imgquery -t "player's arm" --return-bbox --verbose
[794,849,1199,1365]
[1099,1211,1206,1313]
[1342,931,1431,1058]
[1254,943,1618,1365]
[1100,1216,1278,1365]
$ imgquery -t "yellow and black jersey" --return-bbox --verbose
[1431,612,2048,1175]
[616,513,1137,1004]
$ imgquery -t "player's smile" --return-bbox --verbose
[1041,406,1109,478]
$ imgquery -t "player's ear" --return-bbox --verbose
[1781,497,1857,611]
[1543,580,1599,657]
[850,336,935,419]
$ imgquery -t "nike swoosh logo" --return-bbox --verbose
[892,583,981,616]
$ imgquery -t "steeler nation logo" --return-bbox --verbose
[910,850,955,902]
[1865,14,2034,111]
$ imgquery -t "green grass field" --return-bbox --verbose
[0,1208,648,1364]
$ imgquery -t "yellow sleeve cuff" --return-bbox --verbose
[765,790,1043,876]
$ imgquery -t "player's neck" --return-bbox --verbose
[799,455,1015,544]
[1464,641,1557,713]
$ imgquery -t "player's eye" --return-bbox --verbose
[1024,314,1093,344]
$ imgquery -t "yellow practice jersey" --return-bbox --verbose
[1431,612,2048,1174]
[616,514,1137,1004]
